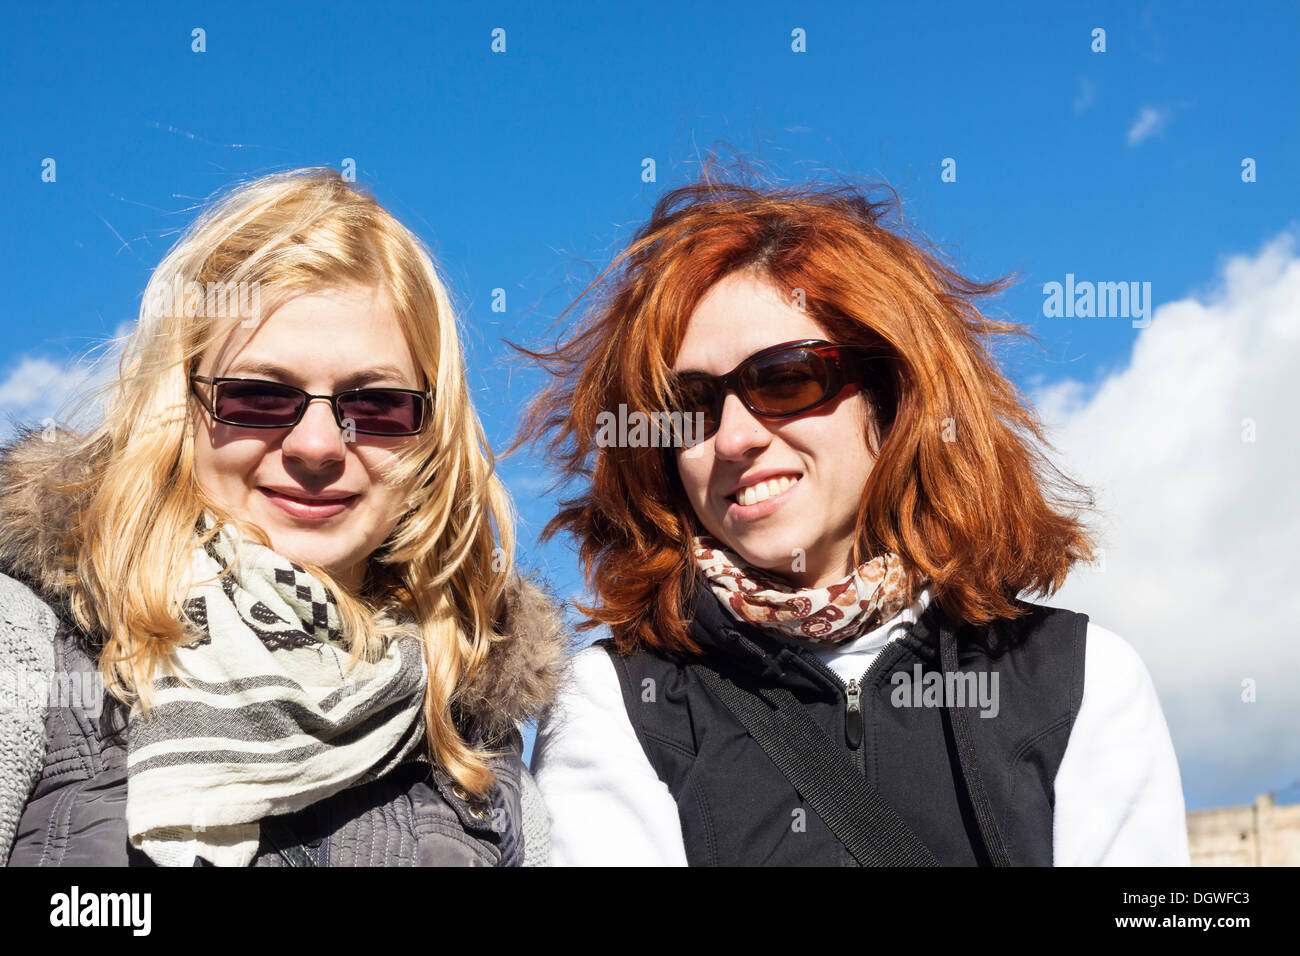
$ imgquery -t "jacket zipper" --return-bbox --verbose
[729,626,902,772]
[727,626,907,867]
[797,646,898,775]
[844,678,863,751]
[792,648,897,867]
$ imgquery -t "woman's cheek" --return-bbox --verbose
[676,458,711,515]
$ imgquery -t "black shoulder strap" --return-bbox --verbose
[259,817,317,867]
[688,662,940,867]
[938,622,1010,867]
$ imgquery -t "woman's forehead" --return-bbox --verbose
[673,273,829,373]
[198,286,420,383]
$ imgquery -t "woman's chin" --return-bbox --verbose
[260,526,348,575]
[725,543,803,581]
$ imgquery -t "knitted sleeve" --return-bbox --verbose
[519,765,551,866]
[0,572,56,863]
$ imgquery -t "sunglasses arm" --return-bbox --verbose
[188,376,217,416]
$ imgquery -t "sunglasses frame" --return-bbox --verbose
[668,338,884,441]
[189,374,433,437]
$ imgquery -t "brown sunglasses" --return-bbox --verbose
[667,339,886,441]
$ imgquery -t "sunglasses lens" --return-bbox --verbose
[744,350,830,415]
[671,376,722,438]
[338,390,424,434]
[213,381,304,426]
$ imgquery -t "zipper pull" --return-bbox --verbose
[844,678,863,749]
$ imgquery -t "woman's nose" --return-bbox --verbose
[710,391,771,459]
[280,397,347,467]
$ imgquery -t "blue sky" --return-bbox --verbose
[2,1,1298,812]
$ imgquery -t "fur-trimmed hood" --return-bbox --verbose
[0,424,570,738]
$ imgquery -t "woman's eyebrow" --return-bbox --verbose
[222,361,414,389]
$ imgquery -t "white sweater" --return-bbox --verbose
[531,588,1192,866]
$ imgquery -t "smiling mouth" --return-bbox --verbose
[727,474,801,507]
[258,487,359,518]
[262,488,357,503]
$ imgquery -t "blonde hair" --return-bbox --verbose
[61,168,516,795]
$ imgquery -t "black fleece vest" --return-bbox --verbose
[600,576,1087,866]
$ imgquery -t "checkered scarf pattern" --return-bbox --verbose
[692,534,923,646]
[125,514,428,867]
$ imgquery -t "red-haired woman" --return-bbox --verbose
[517,176,1189,866]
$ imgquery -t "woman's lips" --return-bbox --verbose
[725,476,800,522]
[258,487,358,520]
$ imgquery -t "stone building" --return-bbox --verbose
[1187,793,1300,866]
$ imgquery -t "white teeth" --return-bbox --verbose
[735,475,797,507]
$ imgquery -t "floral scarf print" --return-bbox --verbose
[692,534,923,646]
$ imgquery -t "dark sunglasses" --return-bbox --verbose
[667,339,883,442]
[190,375,432,436]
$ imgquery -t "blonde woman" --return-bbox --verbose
[0,168,566,866]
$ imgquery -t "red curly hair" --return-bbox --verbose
[510,171,1098,655]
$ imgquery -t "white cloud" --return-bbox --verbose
[0,356,69,408]
[1126,105,1171,146]
[1032,230,1300,809]
[0,357,93,440]
[0,324,130,441]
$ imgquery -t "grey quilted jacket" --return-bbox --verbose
[0,428,567,866]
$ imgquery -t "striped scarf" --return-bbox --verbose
[692,534,922,646]
[125,516,428,867]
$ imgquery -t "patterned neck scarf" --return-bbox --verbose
[692,534,923,646]
[125,514,428,867]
